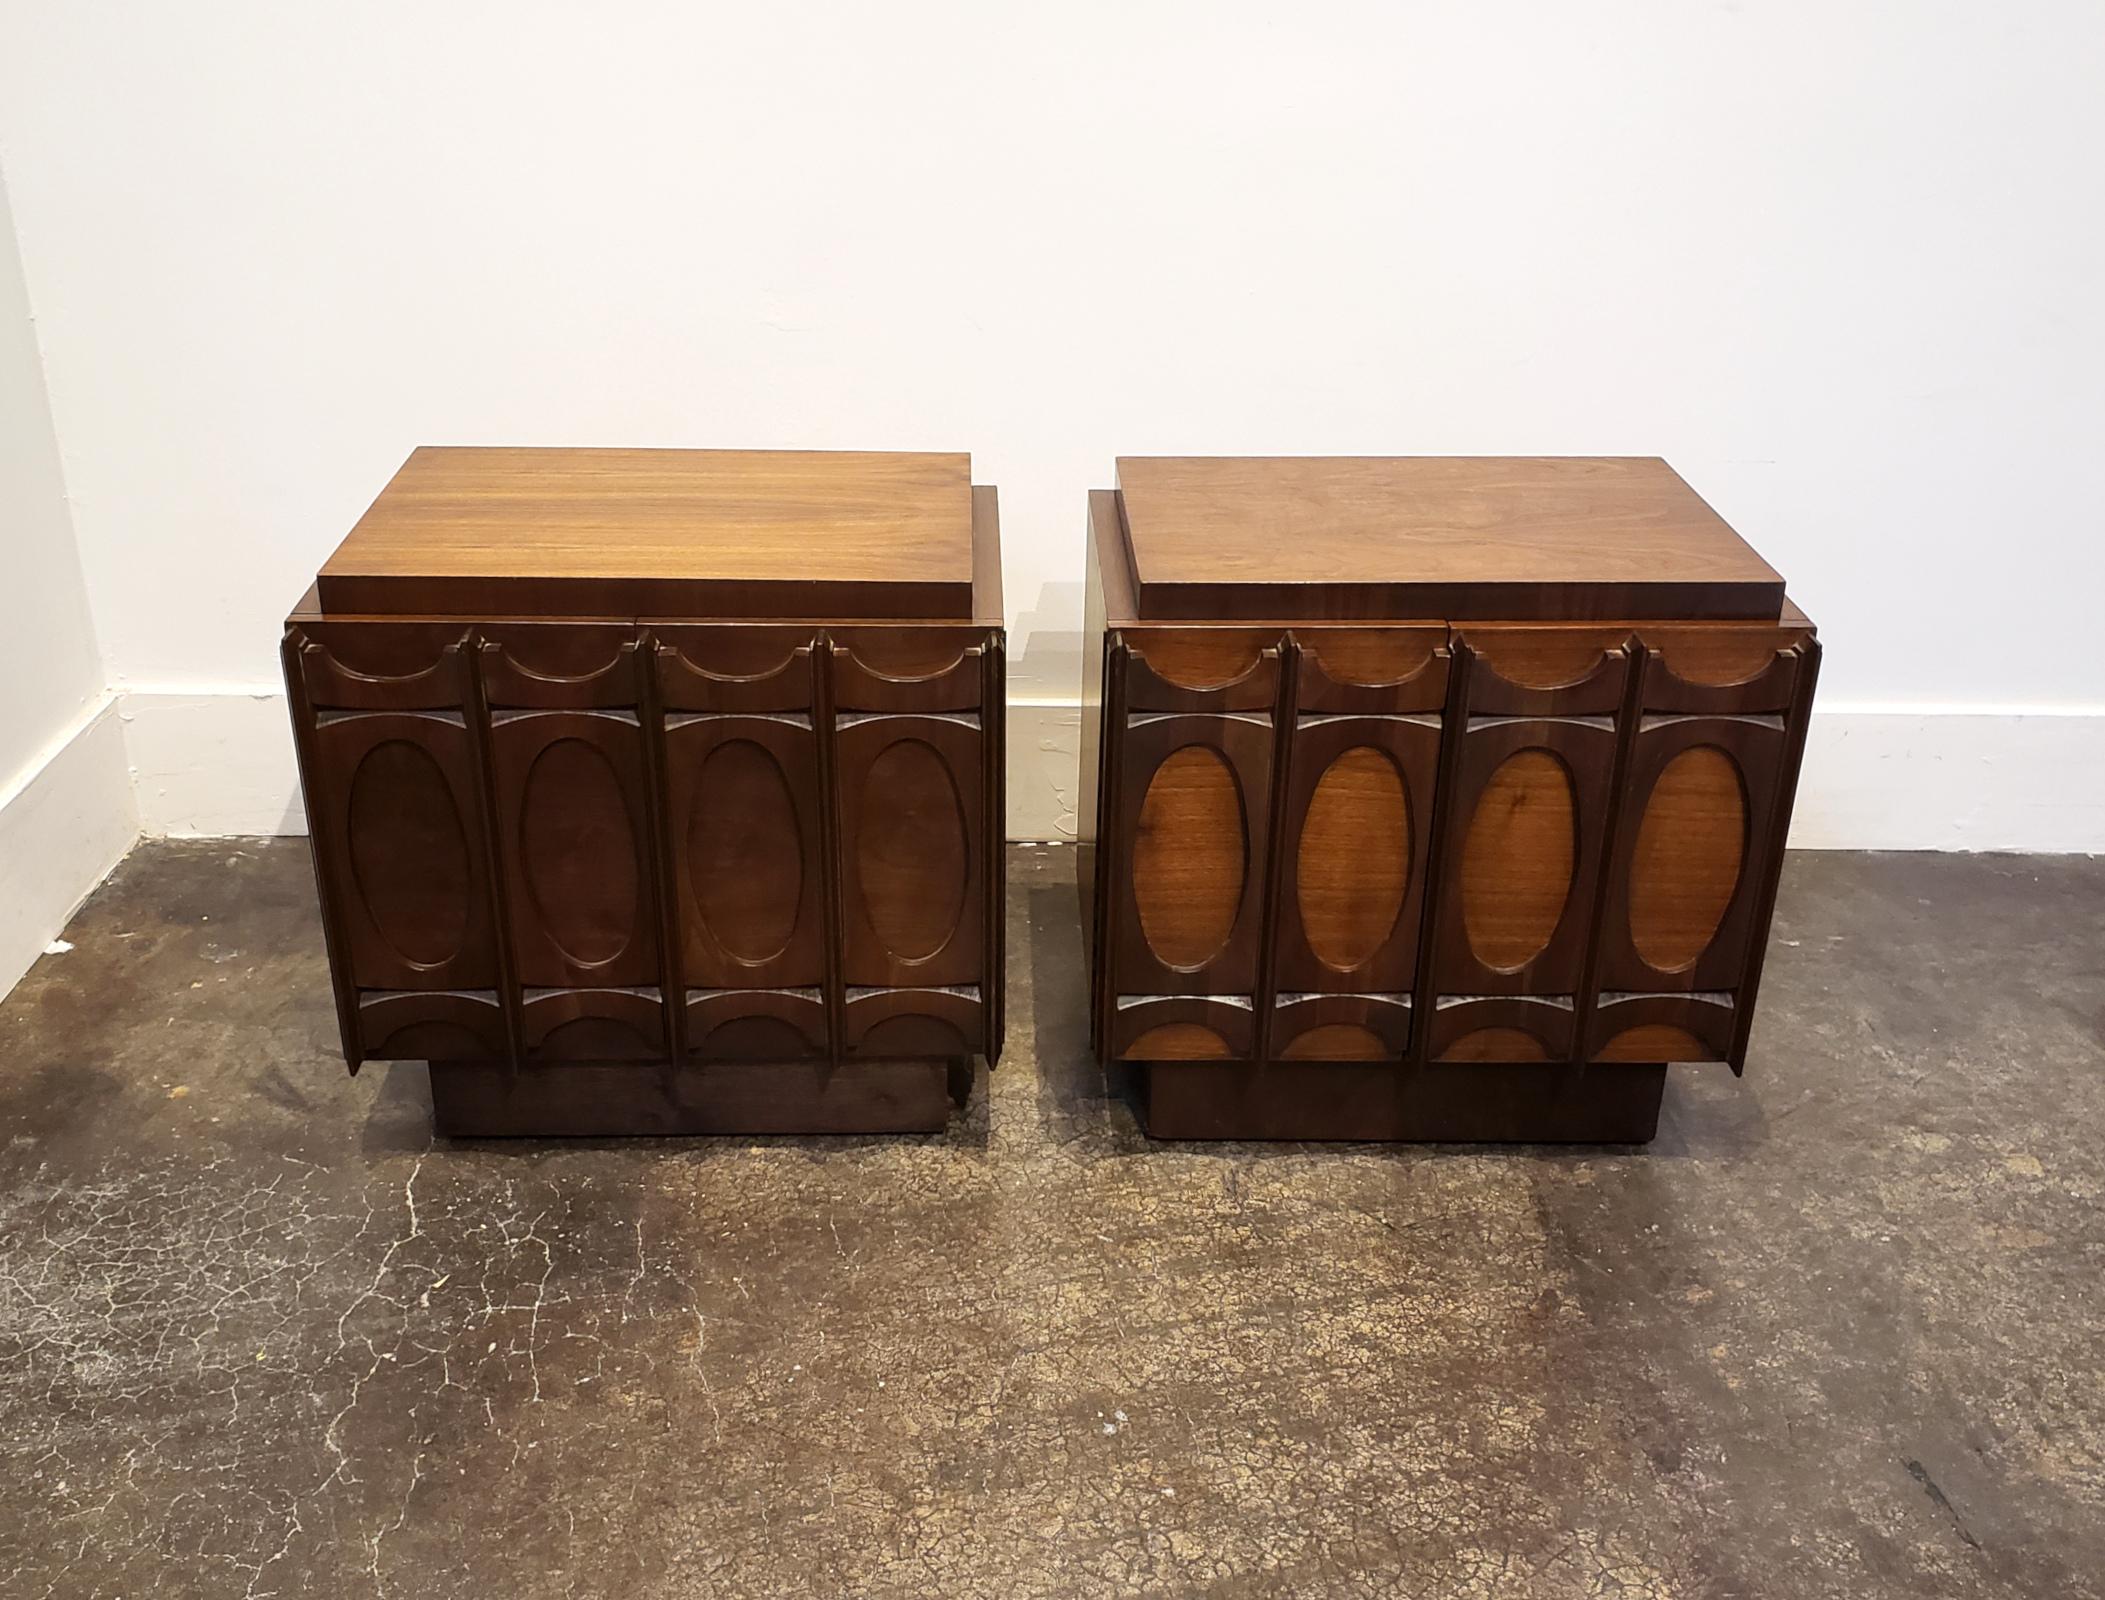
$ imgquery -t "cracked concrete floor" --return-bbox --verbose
[0,841,2101,1598]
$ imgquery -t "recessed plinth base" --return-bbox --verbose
[427,1058,964,1138]
[1138,1059,1669,1143]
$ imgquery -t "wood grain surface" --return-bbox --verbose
[320,447,977,619]
[1114,456,1785,622]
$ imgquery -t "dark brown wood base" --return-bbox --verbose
[1139,1059,1669,1143]
[427,1058,963,1138]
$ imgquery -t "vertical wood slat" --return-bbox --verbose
[1404,641,1474,1067]
[637,627,687,1070]
[814,630,845,1070]
[1251,637,1300,1063]
[1571,634,1650,1073]
[460,627,526,1075]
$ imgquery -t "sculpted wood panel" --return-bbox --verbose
[347,739,474,968]
[1596,710,1790,995]
[685,989,828,1061]
[1298,747,1411,971]
[1426,996,1576,1063]
[654,628,817,713]
[1293,628,1449,714]
[1460,748,1577,973]
[1269,993,1413,1061]
[840,986,985,1058]
[356,990,507,1062]
[1133,745,1248,970]
[309,710,497,993]
[1125,1023,1233,1060]
[857,739,970,963]
[491,710,660,987]
[1428,691,1619,1000]
[1272,702,1440,1003]
[1121,630,1283,713]
[1595,1023,1713,1064]
[837,713,986,988]
[1627,745,1746,972]
[689,740,802,962]
[521,737,641,966]
[1110,708,1274,996]
[1443,1026,1552,1064]
[520,987,667,1060]
[1278,1023,1388,1061]
[662,711,825,991]
[1111,994,1255,1059]
[1588,992,1735,1063]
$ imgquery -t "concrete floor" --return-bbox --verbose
[0,843,2100,1599]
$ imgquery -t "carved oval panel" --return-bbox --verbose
[687,740,802,964]
[1124,1023,1231,1060]
[1629,745,1746,972]
[855,739,968,962]
[1597,1024,1715,1064]
[1442,1026,1551,1063]
[1279,1023,1388,1061]
[520,737,639,967]
[1132,746,1246,970]
[1297,745,1411,971]
[1460,748,1576,972]
[346,739,470,967]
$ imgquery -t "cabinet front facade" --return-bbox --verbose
[1088,621,1818,1077]
[287,619,1004,1075]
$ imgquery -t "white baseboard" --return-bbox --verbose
[1795,708,2105,852]
[101,688,2105,853]
[0,697,140,997]
[121,689,305,837]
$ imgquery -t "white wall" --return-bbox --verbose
[0,2,2100,845]
[0,165,136,992]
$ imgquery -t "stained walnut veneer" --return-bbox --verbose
[1081,461,1819,1143]
[288,448,1004,1136]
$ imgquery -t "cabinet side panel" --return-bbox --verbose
[283,628,362,1071]
[1078,501,1110,982]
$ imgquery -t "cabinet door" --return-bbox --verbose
[309,710,500,992]
[836,709,988,1056]
[1269,712,1439,1060]
[1429,713,1619,998]
[1424,633,1631,1063]
[832,629,999,1060]
[488,708,666,1061]
[837,712,985,984]
[663,711,828,1056]
[656,627,829,1060]
[1107,710,1274,1059]
[1588,639,1810,1066]
[488,709,660,987]
[1596,712,1788,996]
[288,623,503,1069]
[480,625,666,1058]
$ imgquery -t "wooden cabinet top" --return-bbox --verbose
[316,447,991,620]
[1112,456,1786,622]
